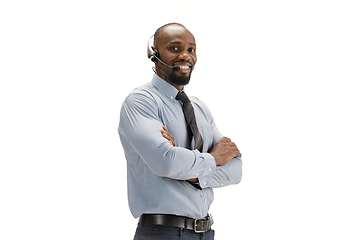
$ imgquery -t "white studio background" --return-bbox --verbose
[1,0,359,239]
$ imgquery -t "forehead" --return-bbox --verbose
[156,25,196,47]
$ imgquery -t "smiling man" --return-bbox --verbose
[118,23,243,240]
[152,23,196,88]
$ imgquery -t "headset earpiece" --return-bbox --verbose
[147,35,158,62]
[151,49,159,62]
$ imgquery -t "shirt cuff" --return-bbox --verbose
[197,153,216,188]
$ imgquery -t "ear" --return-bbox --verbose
[152,47,160,58]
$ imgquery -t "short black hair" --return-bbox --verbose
[153,23,186,46]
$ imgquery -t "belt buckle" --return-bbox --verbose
[194,217,209,233]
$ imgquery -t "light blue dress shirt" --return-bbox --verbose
[118,74,242,219]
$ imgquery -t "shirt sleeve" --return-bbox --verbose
[197,105,243,189]
[119,92,216,180]
[198,156,243,188]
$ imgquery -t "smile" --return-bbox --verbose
[173,62,192,73]
[179,65,189,70]
[175,64,191,73]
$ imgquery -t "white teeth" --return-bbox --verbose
[179,66,189,69]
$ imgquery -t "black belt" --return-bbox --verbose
[139,214,214,233]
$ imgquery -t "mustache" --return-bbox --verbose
[171,60,193,67]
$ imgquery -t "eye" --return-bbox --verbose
[188,48,196,53]
[170,46,179,51]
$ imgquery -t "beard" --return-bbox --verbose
[168,71,192,86]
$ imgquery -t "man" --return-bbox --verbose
[118,23,243,240]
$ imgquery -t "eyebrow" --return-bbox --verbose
[169,41,196,46]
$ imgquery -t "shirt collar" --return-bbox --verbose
[151,74,183,100]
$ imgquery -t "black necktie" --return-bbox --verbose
[176,91,203,152]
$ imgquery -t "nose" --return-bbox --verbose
[178,50,190,61]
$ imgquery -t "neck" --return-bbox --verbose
[155,68,184,91]
[165,79,184,91]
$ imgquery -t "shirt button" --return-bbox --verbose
[209,168,212,171]
[195,173,198,176]
[204,181,207,185]
[220,183,224,186]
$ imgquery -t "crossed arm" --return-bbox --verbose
[161,126,242,184]
[120,93,242,187]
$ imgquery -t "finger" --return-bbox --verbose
[164,135,174,146]
[161,127,169,136]
[165,127,174,140]
[163,133,174,145]
[161,130,169,138]
[221,137,231,143]
[234,147,241,157]
[162,133,171,141]
[161,126,167,134]
[234,146,241,155]
[161,126,175,146]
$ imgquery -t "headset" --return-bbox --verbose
[147,35,159,62]
[147,35,180,71]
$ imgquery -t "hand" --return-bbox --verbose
[161,126,175,146]
[210,137,241,166]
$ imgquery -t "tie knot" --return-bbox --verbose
[176,91,191,103]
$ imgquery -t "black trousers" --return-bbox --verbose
[133,223,215,240]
